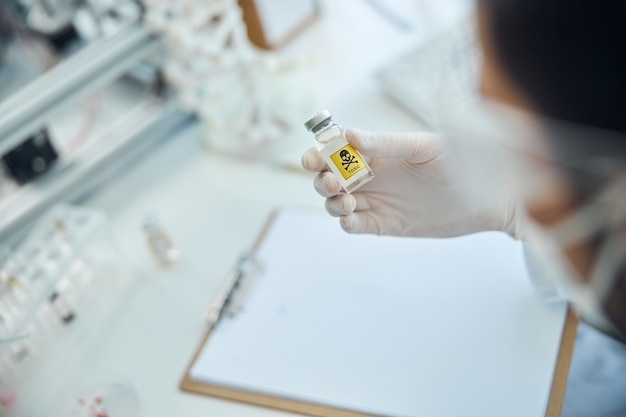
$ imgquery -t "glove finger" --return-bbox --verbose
[325,193,356,217]
[313,171,342,198]
[346,128,443,164]
[301,147,327,172]
[339,212,382,235]
[351,192,373,212]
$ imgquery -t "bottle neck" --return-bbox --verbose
[312,120,344,146]
[311,119,333,135]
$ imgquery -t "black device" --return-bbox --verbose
[2,129,59,185]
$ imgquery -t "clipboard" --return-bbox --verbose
[180,208,578,417]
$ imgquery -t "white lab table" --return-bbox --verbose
[27,0,470,415]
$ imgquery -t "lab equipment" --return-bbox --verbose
[304,110,374,194]
[0,1,191,242]
[73,0,143,40]
[7,0,142,41]
[1,129,58,185]
[0,25,188,241]
[0,334,28,345]
[301,128,519,237]
[0,204,134,417]
[142,215,180,268]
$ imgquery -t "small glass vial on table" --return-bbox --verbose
[304,110,374,193]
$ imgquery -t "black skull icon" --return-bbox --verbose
[339,149,358,170]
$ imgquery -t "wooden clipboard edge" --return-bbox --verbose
[237,0,320,50]
[180,364,377,417]
[544,306,578,417]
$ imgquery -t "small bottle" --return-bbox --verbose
[304,110,374,193]
[143,216,180,268]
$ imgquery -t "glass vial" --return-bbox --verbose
[304,110,374,193]
[143,216,180,268]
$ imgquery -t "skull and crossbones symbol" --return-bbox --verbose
[339,150,358,170]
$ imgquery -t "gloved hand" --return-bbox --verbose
[301,128,520,238]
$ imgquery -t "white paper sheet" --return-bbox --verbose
[191,208,566,417]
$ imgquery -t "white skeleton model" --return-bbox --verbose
[142,0,309,158]
[73,0,143,39]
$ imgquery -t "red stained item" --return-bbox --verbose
[0,390,16,407]
[96,413,109,417]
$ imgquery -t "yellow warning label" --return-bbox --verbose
[330,145,365,180]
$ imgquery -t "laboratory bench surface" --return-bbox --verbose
[24,0,470,415]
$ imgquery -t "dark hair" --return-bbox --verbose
[480,0,626,135]
[481,1,626,340]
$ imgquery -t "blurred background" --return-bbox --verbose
[0,0,472,238]
[0,1,470,416]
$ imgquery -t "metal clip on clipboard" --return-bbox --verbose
[203,251,261,331]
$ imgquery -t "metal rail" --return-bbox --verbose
[0,100,191,242]
[0,25,163,156]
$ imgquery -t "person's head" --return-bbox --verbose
[476,0,626,337]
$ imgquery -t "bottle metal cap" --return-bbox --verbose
[304,109,332,132]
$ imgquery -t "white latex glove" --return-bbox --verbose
[301,128,520,238]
